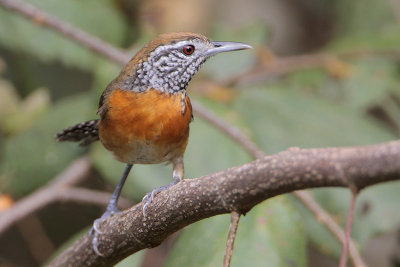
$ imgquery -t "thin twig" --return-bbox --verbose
[57,187,133,209]
[223,211,241,267]
[295,191,366,267]
[0,158,134,237]
[340,189,359,267]
[192,101,266,159]
[17,214,55,263]
[49,140,400,266]
[0,157,91,235]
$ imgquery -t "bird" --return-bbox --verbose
[56,32,252,255]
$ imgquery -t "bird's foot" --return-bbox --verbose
[142,177,180,217]
[90,206,121,256]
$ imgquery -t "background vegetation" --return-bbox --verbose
[0,0,400,266]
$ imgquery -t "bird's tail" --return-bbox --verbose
[56,119,100,146]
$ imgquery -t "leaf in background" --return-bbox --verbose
[115,250,145,267]
[0,92,96,197]
[0,79,20,127]
[90,59,124,97]
[333,59,399,111]
[233,85,399,257]
[234,86,396,153]
[0,0,127,70]
[2,87,50,134]
[286,59,400,111]
[166,196,307,267]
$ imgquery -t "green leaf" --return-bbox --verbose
[114,250,145,267]
[0,79,20,128]
[339,60,400,110]
[0,92,96,197]
[1,87,50,134]
[234,86,396,154]
[91,59,122,96]
[286,59,400,111]
[166,196,307,267]
[0,0,127,70]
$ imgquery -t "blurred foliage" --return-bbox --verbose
[165,196,307,267]
[0,0,400,266]
[0,0,128,70]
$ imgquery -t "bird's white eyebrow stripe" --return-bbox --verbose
[151,41,192,62]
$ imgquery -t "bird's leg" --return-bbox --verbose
[142,156,184,217]
[91,163,133,256]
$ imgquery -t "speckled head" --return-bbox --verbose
[116,32,252,94]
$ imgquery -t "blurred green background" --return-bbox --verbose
[0,0,400,266]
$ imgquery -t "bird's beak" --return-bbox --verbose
[206,41,253,57]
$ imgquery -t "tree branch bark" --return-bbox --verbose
[49,140,400,266]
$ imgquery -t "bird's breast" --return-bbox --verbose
[99,89,192,164]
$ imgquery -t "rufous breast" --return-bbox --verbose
[98,89,192,164]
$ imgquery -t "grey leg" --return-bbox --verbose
[91,163,133,256]
[142,156,184,216]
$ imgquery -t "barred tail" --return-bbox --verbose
[56,119,100,146]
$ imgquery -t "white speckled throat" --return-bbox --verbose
[122,38,252,94]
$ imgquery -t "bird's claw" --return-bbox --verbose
[141,179,180,217]
[91,218,104,235]
[142,190,157,217]
[90,207,121,256]
[91,232,104,257]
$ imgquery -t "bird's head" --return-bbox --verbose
[116,32,252,94]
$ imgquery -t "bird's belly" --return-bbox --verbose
[113,139,185,164]
[98,89,192,164]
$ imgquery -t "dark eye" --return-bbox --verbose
[182,45,195,55]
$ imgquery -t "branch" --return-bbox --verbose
[0,0,128,65]
[192,101,266,159]
[0,157,91,234]
[57,187,133,208]
[0,157,132,236]
[49,140,400,266]
[223,211,241,267]
[339,188,359,267]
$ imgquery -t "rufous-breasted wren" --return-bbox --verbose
[56,32,252,255]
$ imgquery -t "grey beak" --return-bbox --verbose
[206,41,253,56]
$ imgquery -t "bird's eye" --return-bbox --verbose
[182,45,195,55]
